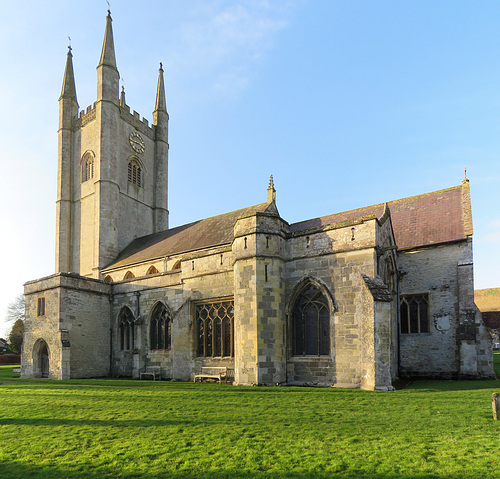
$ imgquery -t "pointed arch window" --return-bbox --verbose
[119,307,135,351]
[123,271,135,280]
[146,265,159,275]
[104,275,113,283]
[292,284,330,356]
[82,151,95,182]
[150,302,172,350]
[196,301,234,358]
[128,158,142,187]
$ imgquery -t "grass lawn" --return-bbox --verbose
[1,356,500,478]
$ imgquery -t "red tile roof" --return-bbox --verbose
[291,182,471,251]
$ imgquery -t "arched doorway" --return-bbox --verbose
[40,342,49,378]
[33,339,50,379]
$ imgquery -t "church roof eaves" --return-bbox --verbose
[104,202,272,270]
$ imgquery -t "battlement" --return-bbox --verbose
[76,103,97,127]
[120,105,155,140]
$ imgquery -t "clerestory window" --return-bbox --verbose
[196,301,234,358]
[293,284,330,356]
[119,307,135,351]
[150,302,172,350]
[400,294,429,334]
[127,159,142,187]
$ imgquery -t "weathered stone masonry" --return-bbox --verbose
[22,12,494,388]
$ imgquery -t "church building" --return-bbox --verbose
[21,12,494,389]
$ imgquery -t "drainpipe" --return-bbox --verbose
[109,294,114,377]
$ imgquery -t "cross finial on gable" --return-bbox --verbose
[463,166,469,184]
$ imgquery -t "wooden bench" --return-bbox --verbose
[140,366,161,380]
[194,367,228,383]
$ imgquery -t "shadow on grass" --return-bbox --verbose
[0,462,488,479]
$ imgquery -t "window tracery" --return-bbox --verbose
[150,302,172,350]
[400,294,429,334]
[292,284,330,356]
[196,301,234,358]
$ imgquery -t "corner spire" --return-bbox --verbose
[267,175,276,204]
[99,10,117,70]
[60,45,78,102]
[154,62,167,112]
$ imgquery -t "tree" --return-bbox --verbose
[6,294,25,324]
[8,319,24,354]
[4,295,25,354]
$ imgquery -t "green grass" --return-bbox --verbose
[1,360,500,478]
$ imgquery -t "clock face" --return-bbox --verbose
[129,132,145,154]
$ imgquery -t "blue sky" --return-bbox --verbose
[1,0,499,338]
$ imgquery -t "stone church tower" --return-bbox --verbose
[56,11,169,278]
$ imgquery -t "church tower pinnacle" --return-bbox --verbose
[55,45,79,274]
[152,62,169,231]
[97,10,119,103]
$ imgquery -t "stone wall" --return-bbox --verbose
[397,240,493,378]
[23,274,111,379]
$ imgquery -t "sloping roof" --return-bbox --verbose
[106,182,471,270]
[105,202,274,269]
[475,288,500,312]
[290,182,471,251]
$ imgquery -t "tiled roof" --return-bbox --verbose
[106,182,471,270]
[105,202,273,269]
[475,288,500,312]
[291,183,471,251]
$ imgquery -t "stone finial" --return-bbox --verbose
[463,166,469,184]
[60,43,78,102]
[267,175,276,204]
[154,61,167,113]
[120,85,126,107]
[99,9,117,69]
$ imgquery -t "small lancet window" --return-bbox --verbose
[82,152,95,182]
[127,158,142,187]
[118,307,135,351]
[146,265,159,275]
[123,271,135,280]
[104,275,113,283]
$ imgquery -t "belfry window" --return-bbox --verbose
[196,301,234,358]
[37,297,46,317]
[292,284,330,356]
[400,294,429,334]
[150,303,172,350]
[82,152,95,182]
[128,159,142,187]
[119,307,134,351]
